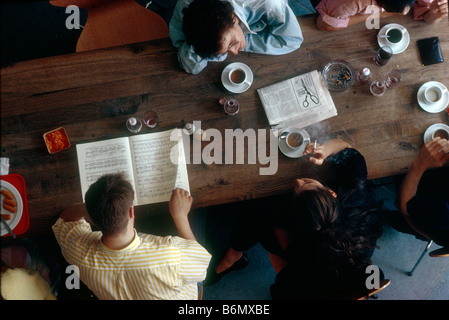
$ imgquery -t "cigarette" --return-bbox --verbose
[314,140,317,149]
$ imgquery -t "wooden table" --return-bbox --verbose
[1,14,448,236]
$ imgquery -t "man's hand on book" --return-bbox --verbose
[169,188,196,241]
[169,188,193,218]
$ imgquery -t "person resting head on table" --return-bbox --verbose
[387,137,449,248]
[208,139,383,298]
[315,0,448,31]
[52,173,211,300]
[169,0,303,74]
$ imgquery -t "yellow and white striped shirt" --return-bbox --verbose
[52,218,211,300]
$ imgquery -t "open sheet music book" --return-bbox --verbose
[76,129,189,206]
[257,70,337,131]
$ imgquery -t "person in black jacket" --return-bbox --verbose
[388,137,449,247]
[207,139,383,299]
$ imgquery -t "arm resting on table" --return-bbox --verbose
[60,203,94,225]
[399,138,449,215]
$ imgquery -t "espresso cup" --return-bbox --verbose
[229,68,251,87]
[432,127,449,140]
[385,27,405,45]
[285,131,304,150]
[423,86,447,105]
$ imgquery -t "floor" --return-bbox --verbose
[1,1,448,300]
[203,233,449,300]
[202,177,449,300]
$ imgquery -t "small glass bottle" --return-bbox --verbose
[183,122,195,135]
[126,117,142,133]
[357,68,372,84]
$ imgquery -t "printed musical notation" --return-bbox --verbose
[76,129,189,206]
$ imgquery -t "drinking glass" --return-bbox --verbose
[143,110,158,128]
[385,69,402,88]
[224,99,240,115]
[374,46,393,66]
[370,81,386,97]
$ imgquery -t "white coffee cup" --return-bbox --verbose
[285,131,304,150]
[423,86,447,105]
[432,127,449,140]
[228,68,251,87]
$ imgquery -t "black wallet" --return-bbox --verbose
[417,37,444,66]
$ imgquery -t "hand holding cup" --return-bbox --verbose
[414,138,449,171]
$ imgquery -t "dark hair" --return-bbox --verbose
[375,0,416,13]
[85,173,135,236]
[289,185,382,269]
[182,0,235,58]
[290,188,339,235]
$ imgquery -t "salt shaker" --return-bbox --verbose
[357,68,372,84]
[126,117,142,133]
[183,122,195,135]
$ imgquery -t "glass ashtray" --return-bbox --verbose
[322,60,355,91]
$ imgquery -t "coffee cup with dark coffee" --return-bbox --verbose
[228,68,251,87]
[385,27,405,45]
[432,127,449,140]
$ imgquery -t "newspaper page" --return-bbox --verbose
[257,70,337,131]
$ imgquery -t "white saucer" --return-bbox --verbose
[377,23,410,54]
[417,81,449,113]
[1,180,23,236]
[221,62,253,94]
[278,127,310,158]
[424,123,449,143]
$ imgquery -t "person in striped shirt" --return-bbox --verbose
[52,173,211,300]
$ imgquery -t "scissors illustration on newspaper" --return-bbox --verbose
[299,78,319,108]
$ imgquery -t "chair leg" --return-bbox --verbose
[408,240,433,276]
[198,283,203,300]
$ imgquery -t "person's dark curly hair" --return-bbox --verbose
[182,0,235,58]
[375,0,416,12]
